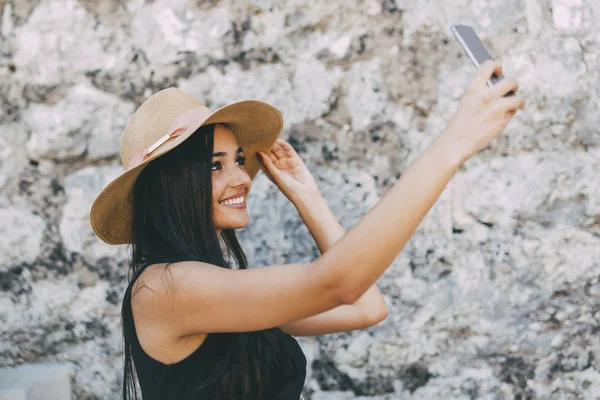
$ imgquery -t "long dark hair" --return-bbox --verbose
[121,124,299,399]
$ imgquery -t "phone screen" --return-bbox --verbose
[451,25,494,67]
[451,24,515,96]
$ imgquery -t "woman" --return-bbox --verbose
[90,59,524,399]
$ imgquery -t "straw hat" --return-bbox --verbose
[90,87,283,245]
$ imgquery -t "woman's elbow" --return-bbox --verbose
[366,304,389,327]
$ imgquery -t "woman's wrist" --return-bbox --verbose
[433,126,470,168]
[292,191,327,214]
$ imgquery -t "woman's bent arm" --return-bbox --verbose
[293,194,388,316]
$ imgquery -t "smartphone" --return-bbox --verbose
[450,24,515,97]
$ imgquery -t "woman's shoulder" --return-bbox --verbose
[126,265,213,366]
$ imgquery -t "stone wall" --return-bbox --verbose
[0,0,598,398]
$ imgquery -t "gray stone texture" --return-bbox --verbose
[0,0,598,399]
[0,363,72,400]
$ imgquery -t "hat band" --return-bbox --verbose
[126,105,212,170]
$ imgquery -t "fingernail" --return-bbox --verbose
[256,152,263,161]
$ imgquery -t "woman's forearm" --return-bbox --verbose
[293,194,344,255]
[293,195,387,314]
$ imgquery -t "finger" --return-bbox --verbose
[474,60,503,88]
[267,150,278,164]
[271,143,286,160]
[257,154,275,182]
[495,95,526,112]
[490,76,519,98]
[275,139,298,157]
[263,147,277,164]
[257,152,279,183]
[260,164,275,182]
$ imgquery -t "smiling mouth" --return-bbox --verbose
[218,196,246,208]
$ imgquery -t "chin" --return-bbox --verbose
[230,221,249,229]
[215,218,250,231]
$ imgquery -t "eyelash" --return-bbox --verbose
[212,156,247,171]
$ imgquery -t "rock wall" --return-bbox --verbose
[0,0,598,398]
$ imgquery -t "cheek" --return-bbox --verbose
[212,181,223,202]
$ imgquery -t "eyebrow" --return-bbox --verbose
[212,147,243,157]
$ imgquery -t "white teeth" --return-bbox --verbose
[220,196,245,205]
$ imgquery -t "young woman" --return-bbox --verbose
[90,59,525,400]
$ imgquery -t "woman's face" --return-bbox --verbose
[211,124,252,236]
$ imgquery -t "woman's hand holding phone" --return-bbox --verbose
[439,60,526,163]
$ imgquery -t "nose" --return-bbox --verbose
[227,163,251,187]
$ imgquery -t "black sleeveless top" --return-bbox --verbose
[122,276,307,400]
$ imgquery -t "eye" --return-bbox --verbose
[211,156,246,172]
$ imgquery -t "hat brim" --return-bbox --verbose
[90,99,283,245]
